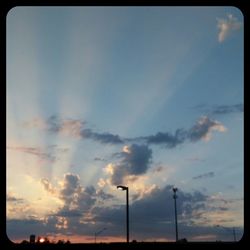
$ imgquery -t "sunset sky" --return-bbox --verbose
[7,6,244,243]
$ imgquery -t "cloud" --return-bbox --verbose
[106,144,153,185]
[7,193,24,203]
[92,184,231,240]
[188,116,226,142]
[137,116,226,147]
[41,173,114,220]
[217,14,242,42]
[80,129,123,144]
[7,146,56,163]
[24,115,124,144]
[40,178,56,195]
[211,104,244,115]
[186,157,205,163]
[23,115,226,149]
[7,145,69,163]
[94,157,106,162]
[8,179,243,242]
[141,129,187,148]
[193,103,244,116]
[192,172,215,180]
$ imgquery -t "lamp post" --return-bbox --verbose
[173,187,179,242]
[94,228,107,243]
[117,185,129,243]
[216,225,236,242]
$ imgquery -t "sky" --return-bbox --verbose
[6,6,244,243]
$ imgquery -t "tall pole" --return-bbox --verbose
[216,225,236,242]
[233,227,236,242]
[126,187,129,243]
[94,228,106,244]
[173,188,178,242]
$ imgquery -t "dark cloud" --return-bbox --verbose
[7,194,24,203]
[40,178,56,194]
[41,173,115,222]
[109,144,152,185]
[193,103,243,115]
[23,114,227,148]
[47,116,124,144]
[60,173,81,197]
[7,181,243,242]
[186,157,205,163]
[57,173,97,216]
[24,115,124,144]
[141,129,187,148]
[7,145,69,163]
[91,185,230,241]
[94,157,106,162]
[55,209,82,218]
[7,218,48,241]
[187,116,226,142]
[7,146,56,163]
[211,104,243,115]
[96,189,115,200]
[80,129,123,144]
[134,116,225,147]
[192,172,215,180]
[153,166,164,173]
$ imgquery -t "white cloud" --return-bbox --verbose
[217,14,242,43]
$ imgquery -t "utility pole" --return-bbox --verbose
[94,228,107,243]
[173,187,179,242]
[216,225,236,242]
[233,227,236,242]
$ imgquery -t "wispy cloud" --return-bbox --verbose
[211,104,244,115]
[217,14,242,43]
[193,103,243,116]
[24,115,124,144]
[192,171,215,180]
[7,146,56,163]
[7,145,69,163]
[7,193,24,203]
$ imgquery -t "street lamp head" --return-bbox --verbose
[117,185,128,191]
[173,187,178,193]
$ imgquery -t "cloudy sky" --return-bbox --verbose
[7,6,244,243]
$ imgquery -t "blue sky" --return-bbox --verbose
[7,6,243,243]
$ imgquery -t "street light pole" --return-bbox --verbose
[126,187,129,243]
[173,187,179,242]
[117,185,129,243]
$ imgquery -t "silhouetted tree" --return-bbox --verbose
[57,239,65,244]
[20,240,29,244]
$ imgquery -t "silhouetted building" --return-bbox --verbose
[30,234,36,243]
